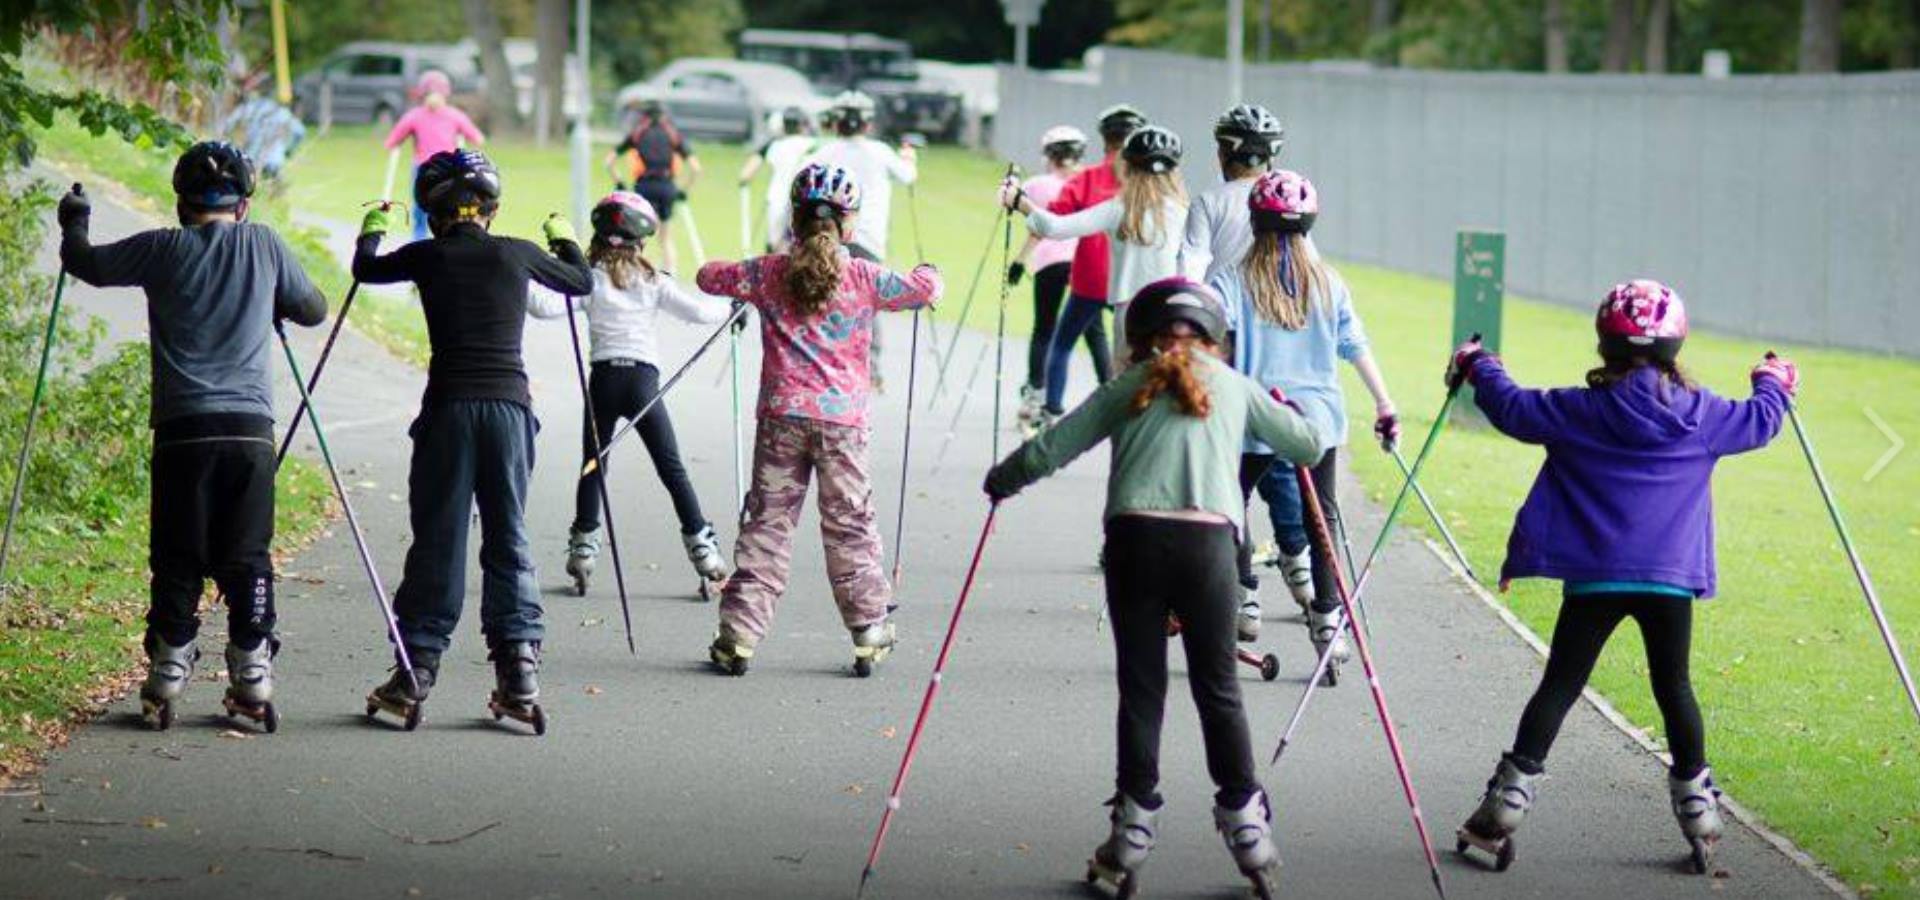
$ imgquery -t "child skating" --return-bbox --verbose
[1007,124,1109,436]
[984,278,1321,898]
[57,142,327,731]
[1180,103,1285,284]
[1211,170,1399,653]
[382,70,484,241]
[1003,123,1189,411]
[526,191,734,598]
[353,150,593,734]
[1450,280,1796,874]
[695,163,941,677]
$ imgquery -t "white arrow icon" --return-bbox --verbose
[1864,407,1905,483]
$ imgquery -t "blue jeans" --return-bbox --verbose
[410,164,431,241]
[1043,294,1112,413]
[1237,449,1341,612]
[392,400,543,655]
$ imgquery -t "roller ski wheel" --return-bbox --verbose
[367,655,435,732]
[1320,666,1338,687]
[140,697,175,732]
[366,691,424,731]
[1670,766,1725,876]
[1259,653,1280,682]
[1242,859,1282,900]
[709,626,754,676]
[1082,857,1140,899]
[487,693,547,736]
[850,622,896,678]
[138,634,198,731]
[1455,826,1517,872]
[222,695,279,734]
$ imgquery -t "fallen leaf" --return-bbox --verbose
[139,816,167,829]
[584,685,604,696]
[843,783,864,796]
[217,730,253,741]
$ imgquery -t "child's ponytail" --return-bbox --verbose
[785,214,845,316]
[1131,336,1213,418]
[589,235,655,291]
[1242,230,1326,331]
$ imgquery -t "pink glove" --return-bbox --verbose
[1268,387,1304,415]
[1374,410,1401,450]
[1752,353,1799,397]
[1446,339,1486,390]
[996,176,1023,213]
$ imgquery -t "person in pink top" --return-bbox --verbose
[383,70,485,240]
[1008,125,1109,434]
[695,163,942,678]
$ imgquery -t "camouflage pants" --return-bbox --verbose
[719,416,892,644]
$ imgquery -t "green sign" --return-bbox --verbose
[1452,230,1504,421]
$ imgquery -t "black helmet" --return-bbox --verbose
[172,141,256,209]
[1126,277,1228,348]
[414,149,502,218]
[1213,104,1284,164]
[1121,125,1182,174]
[831,90,875,134]
[1097,103,1147,141]
[780,106,808,133]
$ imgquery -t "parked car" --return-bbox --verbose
[613,58,826,144]
[917,60,998,147]
[736,29,966,142]
[498,38,583,124]
[292,41,482,128]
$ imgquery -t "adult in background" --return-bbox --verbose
[607,99,701,272]
[382,70,485,242]
[805,90,918,389]
[737,106,818,252]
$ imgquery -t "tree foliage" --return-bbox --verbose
[739,0,1114,68]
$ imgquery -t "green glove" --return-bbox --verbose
[360,204,394,238]
[541,213,578,246]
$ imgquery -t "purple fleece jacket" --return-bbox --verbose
[1470,358,1789,598]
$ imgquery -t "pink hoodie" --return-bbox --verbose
[384,105,484,164]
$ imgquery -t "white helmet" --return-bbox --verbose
[1040,125,1088,155]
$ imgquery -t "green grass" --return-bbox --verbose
[262,127,1920,893]
[2,118,340,778]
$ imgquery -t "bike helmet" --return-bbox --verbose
[1248,169,1318,234]
[1121,125,1182,174]
[591,191,659,245]
[1127,277,1228,347]
[414,149,502,219]
[172,141,256,210]
[790,162,863,220]
[1214,103,1284,163]
[832,90,876,133]
[1040,125,1088,161]
[1596,279,1688,362]
[1097,104,1147,141]
[416,69,452,100]
[780,106,809,134]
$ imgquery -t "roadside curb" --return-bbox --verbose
[1409,530,1858,899]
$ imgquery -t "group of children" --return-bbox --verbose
[55,80,1803,893]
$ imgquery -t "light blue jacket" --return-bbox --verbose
[1210,265,1369,453]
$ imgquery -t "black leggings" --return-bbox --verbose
[1026,262,1105,389]
[1511,593,1705,777]
[1235,448,1343,612]
[1103,515,1260,808]
[575,360,708,535]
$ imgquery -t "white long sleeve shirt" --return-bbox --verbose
[1027,196,1187,349]
[1181,177,1255,285]
[528,268,732,366]
[806,137,917,261]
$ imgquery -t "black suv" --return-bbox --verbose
[737,29,965,142]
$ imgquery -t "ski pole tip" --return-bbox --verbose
[855,867,875,899]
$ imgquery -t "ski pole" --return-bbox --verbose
[928,186,1012,409]
[1774,355,1920,726]
[1390,447,1476,582]
[988,210,1014,463]
[381,148,401,203]
[564,295,637,654]
[584,301,751,477]
[274,322,417,692]
[680,192,707,268]
[856,502,999,899]
[1289,450,1448,900]
[929,334,994,476]
[731,187,751,508]
[889,307,925,591]
[738,184,753,255]
[1274,369,1471,758]
[278,201,405,464]
[0,185,79,584]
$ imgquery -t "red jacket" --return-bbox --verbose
[1049,152,1121,302]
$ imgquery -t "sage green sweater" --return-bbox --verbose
[988,353,1324,528]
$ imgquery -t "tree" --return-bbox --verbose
[1799,0,1843,71]
[1368,0,1401,65]
[0,1,228,167]
[1602,0,1637,71]
[1543,0,1570,72]
[532,0,567,143]
[461,0,524,133]
[1645,0,1673,71]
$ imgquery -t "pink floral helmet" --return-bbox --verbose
[1596,279,1689,361]
[416,69,452,100]
[590,191,659,245]
[1249,169,1318,235]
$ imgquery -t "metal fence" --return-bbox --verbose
[993,48,1920,356]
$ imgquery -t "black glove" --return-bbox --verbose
[1007,261,1025,286]
[57,185,90,231]
[1445,340,1488,391]
[613,180,629,191]
[982,464,1020,502]
[675,188,689,202]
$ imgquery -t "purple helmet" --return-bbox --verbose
[1249,169,1317,234]
[1596,279,1689,361]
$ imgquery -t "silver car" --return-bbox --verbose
[292,41,482,128]
[614,59,826,144]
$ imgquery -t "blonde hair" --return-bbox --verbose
[1131,334,1213,418]
[785,214,845,316]
[1115,164,1186,246]
[589,236,656,291]
[1241,231,1328,331]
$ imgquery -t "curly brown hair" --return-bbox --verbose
[1585,353,1697,394]
[1131,334,1214,418]
[785,214,845,316]
[589,236,656,291]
